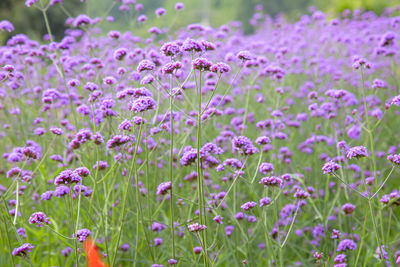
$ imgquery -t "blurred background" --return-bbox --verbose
[1,0,399,44]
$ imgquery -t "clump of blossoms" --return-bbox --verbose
[188,223,207,232]
[29,212,50,227]
[75,229,91,242]
[156,181,172,195]
[12,243,34,257]
[346,146,368,159]
[322,160,341,174]
[1,2,400,266]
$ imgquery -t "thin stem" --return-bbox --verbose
[195,70,208,267]
[169,74,176,259]
[280,202,300,248]
[68,186,79,267]
[112,120,144,266]
[13,181,19,225]
[1,213,15,266]
[332,173,367,199]
[371,166,395,199]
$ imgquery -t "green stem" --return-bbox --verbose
[169,74,176,259]
[195,70,208,267]
[68,186,79,267]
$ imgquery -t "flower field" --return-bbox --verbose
[1,1,400,266]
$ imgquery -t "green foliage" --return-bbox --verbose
[2,0,399,45]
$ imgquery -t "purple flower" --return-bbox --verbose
[175,2,184,10]
[346,146,368,159]
[29,212,50,227]
[334,254,346,263]
[388,154,400,165]
[161,42,181,57]
[41,191,53,200]
[17,227,27,238]
[137,60,155,72]
[73,14,92,27]
[255,136,271,145]
[162,62,182,74]
[155,8,166,17]
[152,222,166,232]
[376,245,388,260]
[12,243,34,256]
[213,215,223,224]
[119,243,130,252]
[322,160,341,174]
[259,162,274,174]
[137,14,147,23]
[188,223,207,232]
[240,201,257,211]
[294,189,310,199]
[342,203,355,215]
[61,247,73,257]
[54,169,82,185]
[156,181,172,195]
[93,161,109,170]
[337,239,357,251]
[192,58,212,71]
[248,215,257,222]
[75,228,91,242]
[25,0,38,7]
[210,63,230,74]
[0,20,14,32]
[129,97,157,113]
[391,95,400,106]
[260,176,282,187]
[232,136,259,155]
[50,127,64,136]
[193,246,202,254]
[167,259,177,265]
[7,167,21,179]
[236,50,252,61]
[54,186,70,197]
[180,149,197,166]
[259,197,271,207]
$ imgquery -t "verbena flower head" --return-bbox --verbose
[54,186,70,198]
[341,203,355,215]
[188,223,207,232]
[210,63,230,74]
[161,42,181,57]
[73,14,92,27]
[175,2,184,10]
[137,60,155,72]
[129,97,157,113]
[29,212,50,227]
[337,239,357,251]
[192,58,212,71]
[346,146,368,159]
[0,20,14,32]
[156,181,172,195]
[25,0,38,7]
[322,160,341,174]
[294,189,310,199]
[168,259,177,265]
[12,243,34,256]
[236,50,252,61]
[75,228,91,242]
[260,176,282,187]
[391,95,400,106]
[54,169,82,185]
[259,197,271,207]
[240,201,257,211]
[387,154,400,165]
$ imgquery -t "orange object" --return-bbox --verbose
[83,238,109,267]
